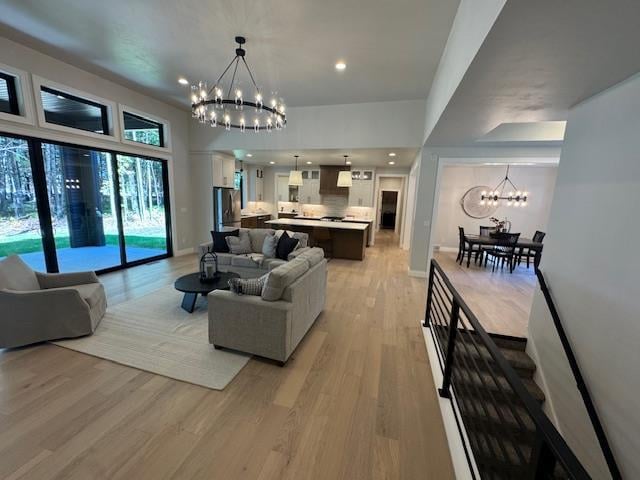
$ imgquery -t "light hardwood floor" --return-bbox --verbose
[0,231,455,480]
[433,250,537,338]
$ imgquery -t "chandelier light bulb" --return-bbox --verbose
[522,201,528,207]
[480,200,486,206]
[210,111,217,127]
[254,118,259,132]
[239,117,245,132]
[271,98,277,108]
[224,114,231,131]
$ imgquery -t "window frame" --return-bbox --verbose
[119,104,172,153]
[0,72,19,116]
[0,63,36,126]
[122,110,165,148]
[39,85,110,136]
[32,75,118,142]
[0,129,174,275]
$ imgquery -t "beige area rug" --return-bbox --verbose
[52,286,251,390]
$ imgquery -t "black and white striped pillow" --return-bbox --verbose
[228,273,268,296]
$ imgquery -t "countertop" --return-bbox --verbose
[241,212,271,218]
[265,218,369,231]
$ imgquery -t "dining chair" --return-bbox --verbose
[457,226,482,265]
[484,232,521,273]
[518,230,546,268]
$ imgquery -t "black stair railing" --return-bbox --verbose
[535,269,621,480]
[424,258,592,479]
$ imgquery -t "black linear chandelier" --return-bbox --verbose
[480,165,529,207]
[190,36,286,132]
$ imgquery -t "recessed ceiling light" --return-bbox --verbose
[178,77,189,85]
[335,61,346,71]
[306,161,312,165]
[246,153,253,157]
[388,161,395,165]
[269,161,275,165]
[388,152,396,157]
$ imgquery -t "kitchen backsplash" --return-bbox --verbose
[278,195,374,219]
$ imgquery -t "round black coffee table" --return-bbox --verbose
[174,271,239,313]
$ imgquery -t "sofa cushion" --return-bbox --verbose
[263,258,287,270]
[226,230,252,254]
[276,232,299,260]
[262,257,309,301]
[299,247,325,267]
[231,254,263,269]
[228,273,268,296]
[287,247,310,261]
[249,229,275,254]
[215,253,234,266]
[262,234,277,258]
[0,255,40,291]
[45,283,104,308]
[211,229,239,253]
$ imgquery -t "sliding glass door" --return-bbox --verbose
[0,135,46,271]
[0,132,172,273]
[116,154,168,263]
[41,143,122,272]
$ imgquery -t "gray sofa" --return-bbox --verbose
[198,228,310,278]
[0,255,106,348]
[208,248,327,365]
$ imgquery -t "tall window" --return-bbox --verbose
[123,111,164,147]
[0,132,171,273]
[0,135,46,271]
[40,86,109,134]
[0,73,19,115]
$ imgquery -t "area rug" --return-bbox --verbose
[52,286,251,390]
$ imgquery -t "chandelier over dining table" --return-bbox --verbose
[480,165,529,208]
[190,36,286,132]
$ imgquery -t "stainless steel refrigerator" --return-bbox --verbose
[213,187,241,231]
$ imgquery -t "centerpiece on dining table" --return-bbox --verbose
[488,217,512,233]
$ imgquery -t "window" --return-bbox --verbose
[0,131,172,274]
[40,86,109,134]
[123,111,164,147]
[0,72,19,115]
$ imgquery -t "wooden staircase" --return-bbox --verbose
[455,333,555,479]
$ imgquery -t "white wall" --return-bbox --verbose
[422,0,506,144]
[433,165,557,249]
[0,36,194,253]
[190,100,427,153]
[527,72,640,479]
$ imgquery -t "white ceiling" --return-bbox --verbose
[0,0,459,108]
[427,0,640,147]
[231,148,417,167]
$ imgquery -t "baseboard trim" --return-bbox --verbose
[408,269,428,278]
[174,247,195,257]
[436,246,458,253]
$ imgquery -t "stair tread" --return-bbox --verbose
[454,340,537,376]
[454,368,545,403]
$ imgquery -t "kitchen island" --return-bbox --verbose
[265,218,369,260]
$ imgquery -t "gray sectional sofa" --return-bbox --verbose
[208,247,327,365]
[198,228,310,278]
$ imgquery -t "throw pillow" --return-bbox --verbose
[262,234,278,258]
[211,229,239,253]
[276,231,299,260]
[228,273,268,296]
[226,230,252,254]
[248,229,274,253]
[274,229,307,250]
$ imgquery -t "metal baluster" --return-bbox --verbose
[423,262,435,327]
[438,299,460,399]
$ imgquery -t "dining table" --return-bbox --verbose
[464,234,544,269]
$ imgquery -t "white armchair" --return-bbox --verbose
[0,255,106,348]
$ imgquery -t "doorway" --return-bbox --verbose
[380,191,398,229]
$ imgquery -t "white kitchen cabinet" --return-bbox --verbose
[212,154,236,188]
[348,169,374,207]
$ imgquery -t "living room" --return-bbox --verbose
[2,1,640,479]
